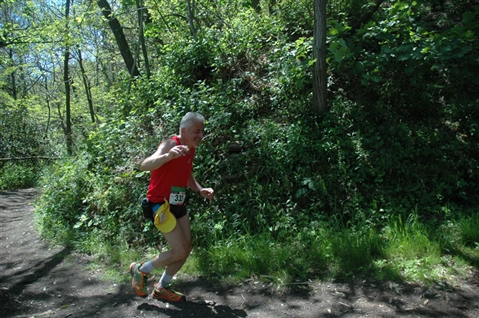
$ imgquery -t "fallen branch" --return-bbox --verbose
[0,157,60,161]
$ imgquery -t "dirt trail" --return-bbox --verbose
[1,188,479,318]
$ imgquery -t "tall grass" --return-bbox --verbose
[59,208,479,288]
[191,210,478,285]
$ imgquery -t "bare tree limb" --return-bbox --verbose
[0,157,60,161]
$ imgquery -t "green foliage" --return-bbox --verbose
[0,99,55,190]
[195,232,329,283]
[328,0,479,116]
[0,103,49,159]
[459,217,479,248]
[374,212,475,283]
[0,162,40,190]
[35,117,160,246]
[31,0,479,286]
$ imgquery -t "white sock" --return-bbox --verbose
[158,271,173,289]
[139,261,155,274]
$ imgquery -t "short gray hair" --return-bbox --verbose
[179,112,205,134]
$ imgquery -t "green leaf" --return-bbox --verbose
[462,11,476,24]
[421,47,430,54]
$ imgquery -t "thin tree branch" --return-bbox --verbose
[350,0,386,33]
[0,157,60,161]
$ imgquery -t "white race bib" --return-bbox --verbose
[169,186,186,205]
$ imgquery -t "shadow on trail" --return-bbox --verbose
[0,247,72,317]
[0,247,71,286]
[318,280,478,318]
[138,301,247,318]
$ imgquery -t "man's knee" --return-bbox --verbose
[173,244,192,261]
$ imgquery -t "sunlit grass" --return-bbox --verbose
[186,211,479,286]
[372,212,478,284]
[43,209,479,288]
[328,227,385,278]
[460,216,479,249]
[196,235,298,282]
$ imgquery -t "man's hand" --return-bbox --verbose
[168,145,190,159]
[199,188,214,200]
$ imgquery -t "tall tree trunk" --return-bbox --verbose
[137,0,150,79]
[8,48,17,100]
[312,0,328,114]
[128,28,141,94]
[77,48,95,123]
[64,0,73,155]
[186,0,197,39]
[97,0,139,77]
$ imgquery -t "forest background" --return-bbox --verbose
[1,0,478,287]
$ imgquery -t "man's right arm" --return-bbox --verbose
[141,139,191,171]
[140,139,176,171]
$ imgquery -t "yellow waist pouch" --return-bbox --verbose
[153,200,177,233]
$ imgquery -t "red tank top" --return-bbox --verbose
[147,136,195,203]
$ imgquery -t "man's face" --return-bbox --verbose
[182,120,205,148]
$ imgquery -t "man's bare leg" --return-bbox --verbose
[150,215,192,301]
[153,215,192,276]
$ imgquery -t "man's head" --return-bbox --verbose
[179,112,205,148]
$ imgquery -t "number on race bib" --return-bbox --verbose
[169,186,186,205]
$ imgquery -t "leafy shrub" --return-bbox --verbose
[35,117,159,247]
[0,99,57,190]
[34,0,479,284]
[0,162,40,190]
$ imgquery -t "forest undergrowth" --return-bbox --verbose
[1,0,478,288]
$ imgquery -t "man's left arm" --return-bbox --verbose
[188,172,214,200]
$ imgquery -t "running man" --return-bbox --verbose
[130,112,214,301]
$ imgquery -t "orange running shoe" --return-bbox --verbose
[129,262,148,298]
[151,283,186,302]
